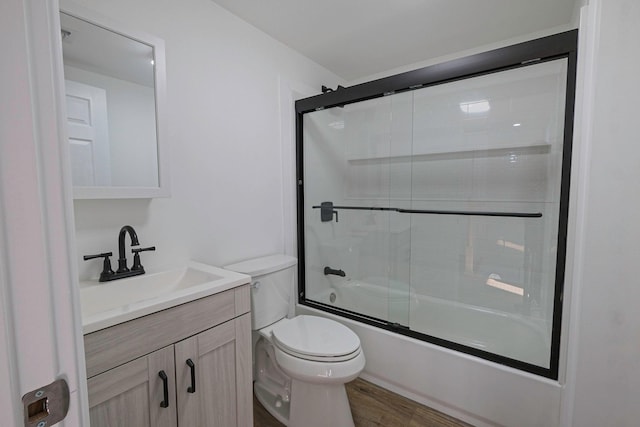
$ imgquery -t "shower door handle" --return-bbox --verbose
[320,201,339,222]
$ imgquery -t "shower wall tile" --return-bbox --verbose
[410,158,474,200]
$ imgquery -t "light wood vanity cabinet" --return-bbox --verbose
[87,345,177,427]
[84,285,252,427]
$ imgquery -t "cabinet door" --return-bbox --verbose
[175,314,252,427]
[88,345,177,427]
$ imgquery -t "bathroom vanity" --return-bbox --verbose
[80,264,253,427]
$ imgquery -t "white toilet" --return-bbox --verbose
[224,254,365,427]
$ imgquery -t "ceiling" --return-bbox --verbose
[210,0,580,81]
[61,12,155,87]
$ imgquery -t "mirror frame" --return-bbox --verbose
[60,0,170,199]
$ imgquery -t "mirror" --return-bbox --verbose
[60,5,169,198]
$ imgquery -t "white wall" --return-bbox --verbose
[71,0,342,280]
[569,0,640,425]
[347,25,578,87]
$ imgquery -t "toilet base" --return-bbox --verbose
[288,379,355,427]
[254,381,290,426]
[255,378,356,427]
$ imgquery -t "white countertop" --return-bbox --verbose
[79,261,251,334]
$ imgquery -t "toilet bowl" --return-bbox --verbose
[224,255,365,427]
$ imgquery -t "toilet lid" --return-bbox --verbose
[271,315,360,360]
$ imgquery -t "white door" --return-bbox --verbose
[65,80,112,187]
[1,0,88,425]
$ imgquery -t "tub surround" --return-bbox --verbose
[317,281,549,368]
[297,34,576,378]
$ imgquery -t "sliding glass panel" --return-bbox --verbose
[303,94,414,322]
[302,98,392,319]
[407,58,567,368]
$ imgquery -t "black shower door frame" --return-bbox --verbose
[295,30,578,379]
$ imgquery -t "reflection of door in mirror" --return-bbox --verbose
[65,80,112,187]
[60,9,165,197]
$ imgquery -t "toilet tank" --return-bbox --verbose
[224,254,297,330]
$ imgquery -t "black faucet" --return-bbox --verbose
[117,225,140,273]
[83,225,155,282]
[324,266,346,277]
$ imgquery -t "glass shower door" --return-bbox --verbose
[302,93,412,325]
[407,58,567,369]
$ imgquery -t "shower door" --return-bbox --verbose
[300,92,414,327]
[297,31,577,378]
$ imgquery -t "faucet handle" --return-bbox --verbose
[83,251,113,261]
[131,246,156,272]
[83,252,115,282]
[132,246,156,254]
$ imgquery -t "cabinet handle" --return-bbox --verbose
[186,359,196,393]
[159,370,169,408]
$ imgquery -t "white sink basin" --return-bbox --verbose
[79,261,250,334]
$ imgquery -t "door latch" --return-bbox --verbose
[22,378,69,427]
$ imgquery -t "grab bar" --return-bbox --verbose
[313,202,542,222]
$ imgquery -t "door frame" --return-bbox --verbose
[0,0,89,425]
[278,76,318,258]
[278,76,319,319]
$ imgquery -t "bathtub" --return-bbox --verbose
[315,278,550,368]
[298,278,562,427]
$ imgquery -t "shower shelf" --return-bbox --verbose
[346,142,551,163]
[312,202,542,220]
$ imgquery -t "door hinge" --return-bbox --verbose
[22,379,69,427]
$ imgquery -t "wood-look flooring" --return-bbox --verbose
[253,378,473,427]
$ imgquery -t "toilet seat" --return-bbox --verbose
[271,315,361,362]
